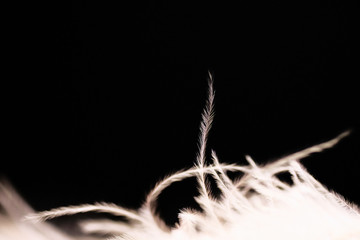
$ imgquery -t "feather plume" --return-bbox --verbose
[1,74,359,240]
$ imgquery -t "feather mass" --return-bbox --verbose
[1,77,360,240]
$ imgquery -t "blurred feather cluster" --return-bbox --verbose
[1,78,359,240]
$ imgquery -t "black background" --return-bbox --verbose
[4,0,360,225]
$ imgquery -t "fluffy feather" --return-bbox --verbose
[1,75,360,240]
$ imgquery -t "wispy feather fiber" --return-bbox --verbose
[1,76,360,239]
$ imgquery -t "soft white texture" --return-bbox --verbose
[1,76,359,240]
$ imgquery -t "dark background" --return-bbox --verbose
[4,1,360,225]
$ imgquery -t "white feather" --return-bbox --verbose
[1,75,359,240]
